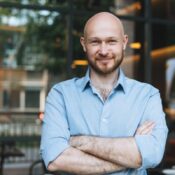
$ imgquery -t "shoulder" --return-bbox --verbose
[46,78,79,102]
[125,77,159,96]
[53,78,76,89]
[50,76,84,93]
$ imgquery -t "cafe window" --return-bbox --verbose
[2,89,20,109]
[10,90,20,108]
[166,58,175,105]
[2,90,10,108]
[25,90,40,108]
[112,0,143,17]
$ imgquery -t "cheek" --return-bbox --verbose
[111,49,123,57]
[86,47,98,56]
[118,46,124,53]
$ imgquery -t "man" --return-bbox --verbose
[40,12,168,174]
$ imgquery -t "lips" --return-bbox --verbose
[96,57,113,64]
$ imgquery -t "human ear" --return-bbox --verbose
[80,37,86,52]
[123,34,128,50]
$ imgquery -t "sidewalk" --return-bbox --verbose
[3,162,51,175]
[3,163,31,175]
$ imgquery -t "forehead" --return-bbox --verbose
[84,15,124,39]
[87,27,121,39]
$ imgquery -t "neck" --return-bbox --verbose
[90,69,119,101]
[90,69,119,89]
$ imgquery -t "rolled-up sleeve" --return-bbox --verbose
[135,89,168,169]
[40,85,70,168]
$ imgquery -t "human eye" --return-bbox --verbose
[108,39,117,45]
[89,39,100,45]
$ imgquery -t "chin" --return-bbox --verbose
[97,67,118,75]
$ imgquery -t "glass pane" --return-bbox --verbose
[71,15,89,77]
[2,89,20,108]
[3,90,9,108]
[152,24,175,50]
[0,8,67,111]
[0,0,68,7]
[111,0,143,17]
[166,58,175,106]
[0,8,66,69]
[73,0,114,11]
[10,90,20,108]
[152,0,175,20]
[121,20,143,80]
[25,90,40,108]
[151,23,175,124]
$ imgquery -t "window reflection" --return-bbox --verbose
[0,8,64,112]
[166,58,175,108]
[111,0,142,16]
[152,0,175,20]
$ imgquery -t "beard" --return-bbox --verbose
[88,51,124,75]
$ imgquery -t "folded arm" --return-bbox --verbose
[70,121,155,169]
[48,121,155,174]
[43,88,167,173]
[48,147,125,174]
[70,91,168,170]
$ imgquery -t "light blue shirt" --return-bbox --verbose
[40,69,168,175]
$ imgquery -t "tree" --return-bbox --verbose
[0,0,115,75]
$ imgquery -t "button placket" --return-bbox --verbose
[99,102,110,136]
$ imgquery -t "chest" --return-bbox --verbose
[64,88,147,137]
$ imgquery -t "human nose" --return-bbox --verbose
[99,42,108,55]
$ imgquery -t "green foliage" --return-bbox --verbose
[25,13,66,56]
[18,11,67,73]
[0,0,115,75]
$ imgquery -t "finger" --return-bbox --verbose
[69,136,77,147]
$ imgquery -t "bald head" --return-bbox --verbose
[80,12,128,75]
[83,12,125,39]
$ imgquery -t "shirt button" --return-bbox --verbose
[102,118,107,122]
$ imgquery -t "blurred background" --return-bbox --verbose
[0,0,174,175]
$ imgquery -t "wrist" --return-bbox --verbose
[70,135,94,152]
[82,135,94,151]
[78,135,93,152]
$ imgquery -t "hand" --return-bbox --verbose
[69,136,79,147]
[135,121,155,135]
[70,136,85,149]
[70,135,92,152]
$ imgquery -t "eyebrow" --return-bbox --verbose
[87,37,118,41]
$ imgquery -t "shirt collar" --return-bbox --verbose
[80,68,91,91]
[113,68,126,94]
[80,68,126,93]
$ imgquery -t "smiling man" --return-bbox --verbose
[40,12,168,175]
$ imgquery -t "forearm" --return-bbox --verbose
[70,136,142,168]
[48,147,125,174]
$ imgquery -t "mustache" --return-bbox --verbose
[95,54,115,60]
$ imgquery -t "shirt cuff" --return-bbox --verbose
[135,135,160,170]
[42,139,70,168]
